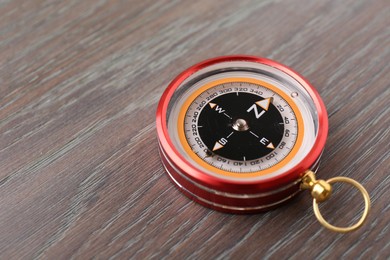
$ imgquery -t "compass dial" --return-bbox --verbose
[179,78,304,175]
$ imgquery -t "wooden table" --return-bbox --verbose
[1,0,389,259]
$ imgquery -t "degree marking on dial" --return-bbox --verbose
[204,149,213,158]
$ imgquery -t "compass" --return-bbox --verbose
[156,56,370,232]
[180,78,304,175]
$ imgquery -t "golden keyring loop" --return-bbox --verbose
[312,176,371,233]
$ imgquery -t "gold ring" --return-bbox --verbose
[312,176,371,233]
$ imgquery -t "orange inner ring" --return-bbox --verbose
[178,77,304,178]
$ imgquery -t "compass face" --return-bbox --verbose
[177,77,305,177]
[197,91,285,162]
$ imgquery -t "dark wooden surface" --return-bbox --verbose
[0,0,389,259]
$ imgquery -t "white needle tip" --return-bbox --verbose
[255,97,272,111]
[266,142,275,149]
[212,142,224,151]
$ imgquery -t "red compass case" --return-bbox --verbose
[156,55,328,213]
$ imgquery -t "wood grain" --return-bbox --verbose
[0,0,389,259]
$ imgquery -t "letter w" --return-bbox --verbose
[247,104,265,119]
[215,106,225,113]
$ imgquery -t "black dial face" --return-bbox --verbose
[198,92,284,161]
[181,80,300,173]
